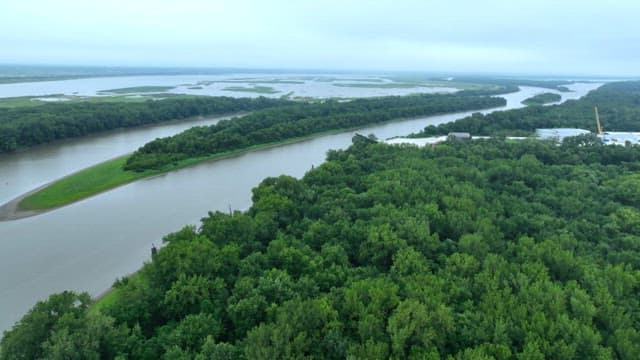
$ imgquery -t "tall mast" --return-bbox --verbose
[595,106,603,135]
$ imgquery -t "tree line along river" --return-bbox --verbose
[0,83,601,333]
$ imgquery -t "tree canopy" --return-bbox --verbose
[522,92,562,106]
[5,137,640,359]
[123,91,507,171]
[414,82,640,137]
[0,96,291,153]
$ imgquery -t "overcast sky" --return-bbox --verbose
[1,0,638,76]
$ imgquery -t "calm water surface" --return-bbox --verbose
[0,114,239,205]
[0,73,456,99]
[0,83,602,332]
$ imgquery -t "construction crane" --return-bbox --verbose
[595,106,612,144]
[595,106,604,135]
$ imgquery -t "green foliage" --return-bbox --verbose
[222,86,280,94]
[98,86,175,94]
[18,156,149,210]
[7,92,640,357]
[522,92,562,106]
[0,96,290,153]
[196,340,243,360]
[244,298,345,359]
[162,274,227,320]
[124,92,507,171]
[446,76,575,92]
[0,291,130,360]
[414,81,640,137]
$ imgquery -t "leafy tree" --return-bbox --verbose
[244,298,345,359]
[0,96,290,153]
[163,274,227,320]
[1,291,91,360]
[7,88,640,358]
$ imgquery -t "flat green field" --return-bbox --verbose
[0,93,196,108]
[222,85,280,94]
[18,156,154,210]
[0,94,71,108]
[333,82,421,89]
[222,79,305,84]
[332,80,493,91]
[0,75,85,84]
[336,78,385,83]
[98,86,175,94]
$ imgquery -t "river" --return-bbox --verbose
[0,114,241,205]
[0,83,601,333]
[0,73,456,99]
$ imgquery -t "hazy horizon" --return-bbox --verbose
[0,64,633,81]
[2,1,638,77]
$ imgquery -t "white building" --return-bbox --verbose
[536,128,592,142]
[599,132,640,145]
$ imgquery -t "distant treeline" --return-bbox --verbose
[123,91,507,171]
[0,97,292,153]
[413,81,640,137]
[449,76,575,92]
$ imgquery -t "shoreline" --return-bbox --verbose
[0,155,137,221]
[0,183,55,221]
[0,102,509,222]
[0,111,249,157]
[0,128,365,222]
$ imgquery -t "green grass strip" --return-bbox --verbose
[15,126,371,212]
[222,85,280,94]
[89,272,141,315]
[88,287,121,316]
[98,86,174,94]
[18,156,156,210]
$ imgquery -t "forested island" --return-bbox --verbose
[4,137,640,358]
[0,84,517,155]
[123,91,507,171]
[522,92,562,106]
[413,81,640,137]
[0,96,292,153]
[8,91,507,214]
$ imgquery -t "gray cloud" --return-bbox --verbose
[1,0,638,76]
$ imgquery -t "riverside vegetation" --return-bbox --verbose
[413,82,640,138]
[6,81,640,358]
[0,96,292,153]
[3,136,640,358]
[122,91,508,172]
[15,91,507,211]
[522,92,562,106]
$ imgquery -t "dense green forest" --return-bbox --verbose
[4,137,640,359]
[123,92,507,171]
[522,92,562,106]
[0,96,291,153]
[414,81,640,137]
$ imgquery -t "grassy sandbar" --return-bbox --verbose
[15,126,380,213]
[18,156,155,210]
